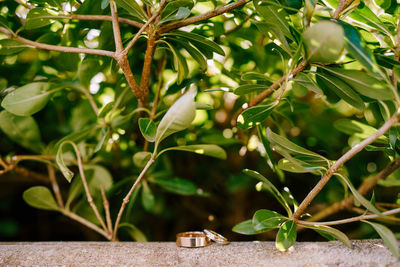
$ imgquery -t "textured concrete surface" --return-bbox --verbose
[0,240,399,266]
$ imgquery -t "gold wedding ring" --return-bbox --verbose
[176,231,211,248]
[203,229,229,245]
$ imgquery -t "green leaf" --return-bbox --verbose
[0,111,42,153]
[162,40,188,84]
[141,181,155,212]
[315,69,365,110]
[98,102,114,118]
[52,125,100,154]
[25,8,55,30]
[133,151,152,168]
[278,158,309,173]
[164,31,225,56]
[161,0,193,19]
[292,73,323,95]
[0,39,30,55]
[237,103,276,129]
[158,144,227,159]
[301,224,352,248]
[363,221,399,259]
[1,82,55,116]
[276,220,297,251]
[303,21,344,63]
[115,0,147,21]
[78,59,103,88]
[172,39,207,71]
[56,141,75,182]
[252,209,285,231]
[94,127,109,153]
[139,118,156,142]
[232,220,263,235]
[160,7,190,24]
[234,84,270,95]
[0,16,11,31]
[155,88,196,147]
[23,186,60,211]
[149,177,197,196]
[101,0,110,9]
[319,66,393,101]
[333,119,387,142]
[118,223,148,241]
[253,21,292,55]
[338,21,376,72]
[243,169,292,216]
[241,72,274,82]
[254,0,292,39]
[335,174,382,216]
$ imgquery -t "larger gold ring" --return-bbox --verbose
[176,231,211,248]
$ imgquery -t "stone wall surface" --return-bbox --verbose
[0,240,399,266]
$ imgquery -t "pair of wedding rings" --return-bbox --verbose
[176,229,229,248]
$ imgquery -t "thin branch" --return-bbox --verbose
[299,207,400,226]
[69,14,143,28]
[332,0,354,19]
[62,209,111,240]
[100,184,113,234]
[294,111,400,220]
[47,164,64,209]
[0,156,8,169]
[158,0,251,33]
[0,28,115,58]
[308,159,400,222]
[112,158,155,241]
[67,142,109,235]
[110,0,124,53]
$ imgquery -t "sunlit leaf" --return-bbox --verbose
[139,118,156,142]
[276,220,296,251]
[252,209,285,231]
[158,144,227,159]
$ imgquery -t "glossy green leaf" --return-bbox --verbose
[335,174,382,216]
[243,169,292,216]
[139,118,156,142]
[23,186,60,211]
[173,39,207,70]
[115,0,147,21]
[319,66,393,100]
[164,31,225,56]
[234,84,270,95]
[56,141,75,182]
[25,8,55,30]
[161,0,193,19]
[160,7,190,24]
[0,111,42,153]
[1,82,55,116]
[241,72,274,82]
[252,209,285,231]
[141,181,155,212]
[0,39,30,55]
[232,220,263,235]
[363,221,399,259]
[155,88,196,147]
[253,21,292,55]
[118,223,148,241]
[302,224,352,248]
[292,73,322,95]
[315,70,365,110]
[149,177,197,196]
[254,0,292,39]
[278,158,309,173]
[237,103,276,129]
[338,21,376,72]
[133,152,152,168]
[158,144,227,159]
[333,119,387,142]
[276,220,296,251]
[162,40,188,84]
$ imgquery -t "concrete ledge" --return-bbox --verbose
[0,240,399,266]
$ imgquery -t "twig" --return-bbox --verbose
[307,159,400,222]
[299,207,400,226]
[47,164,64,209]
[101,184,113,234]
[294,111,400,220]
[158,0,251,33]
[332,0,354,19]
[67,141,109,235]
[69,14,143,28]
[0,156,8,169]
[110,0,124,54]
[112,157,155,241]
[62,209,111,240]
[0,28,115,58]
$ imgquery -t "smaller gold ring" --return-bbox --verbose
[176,231,211,248]
[203,229,229,245]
